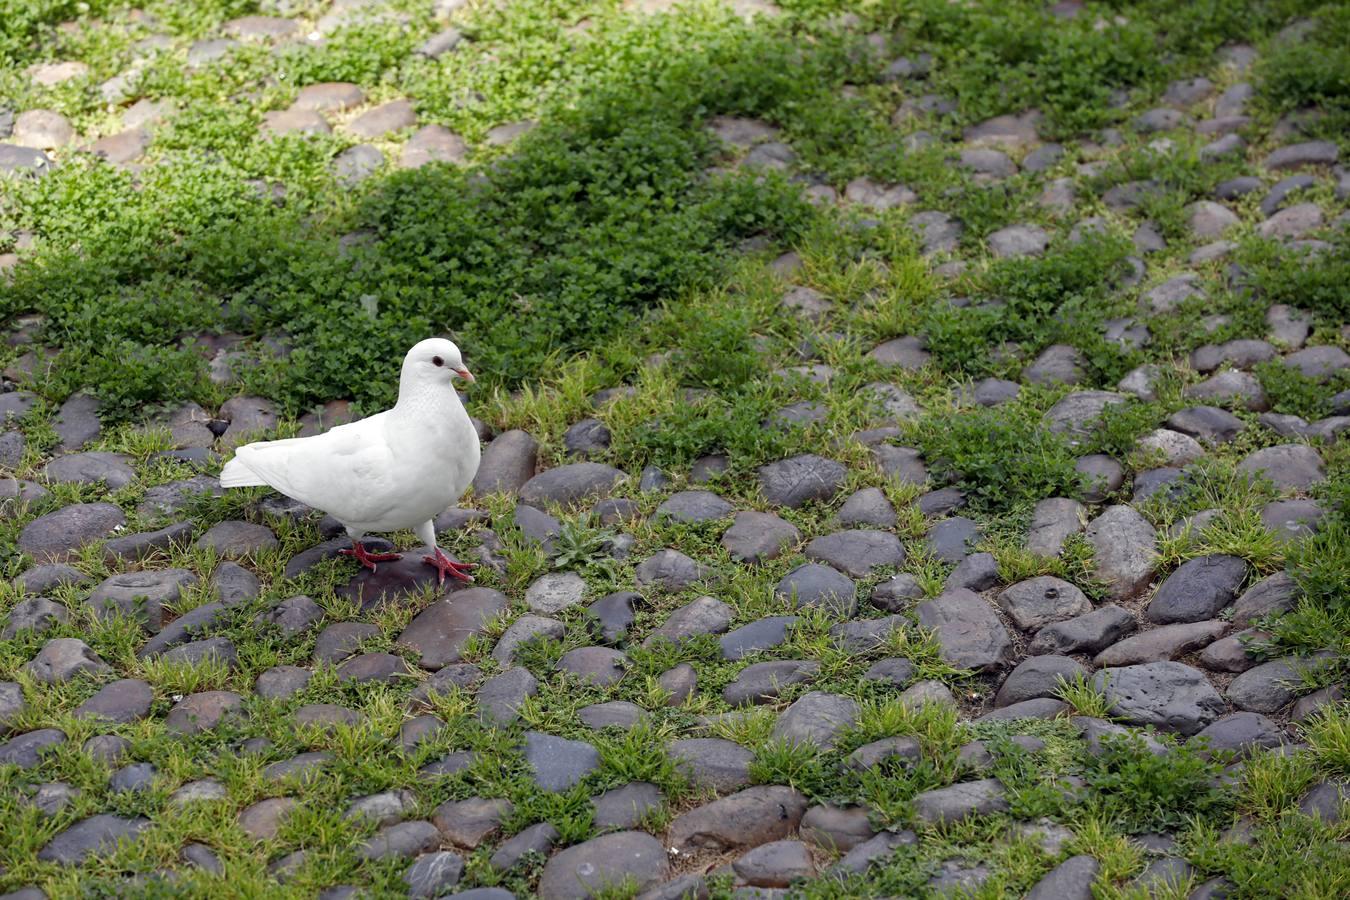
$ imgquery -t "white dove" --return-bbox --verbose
[220,338,482,584]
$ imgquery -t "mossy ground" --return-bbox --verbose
[2,1,1349,898]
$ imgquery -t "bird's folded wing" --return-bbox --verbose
[228,418,401,523]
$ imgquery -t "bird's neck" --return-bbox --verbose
[391,380,469,425]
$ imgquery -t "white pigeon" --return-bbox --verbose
[220,338,482,584]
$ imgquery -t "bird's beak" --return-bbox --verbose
[455,367,476,384]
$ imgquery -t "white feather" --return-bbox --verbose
[219,339,481,538]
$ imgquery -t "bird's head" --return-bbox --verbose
[403,338,475,387]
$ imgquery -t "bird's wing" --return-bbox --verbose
[223,414,403,524]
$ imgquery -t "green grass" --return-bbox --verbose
[3,0,1350,897]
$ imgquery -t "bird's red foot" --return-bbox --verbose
[339,541,402,572]
[423,548,476,585]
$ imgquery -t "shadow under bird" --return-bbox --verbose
[220,338,482,584]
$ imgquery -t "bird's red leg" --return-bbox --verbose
[423,547,476,585]
[339,540,402,572]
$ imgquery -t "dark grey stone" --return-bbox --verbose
[667,786,808,852]
[668,738,753,793]
[916,589,1013,672]
[1227,657,1304,713]
[997,576,1091,631]
[523,731,599,792]
[586,591,639,643]
[721,511,801,563]
[720,616,799,660]
[724,660,821,707]
[37,814,150,863]
[643,596,732,648]
[24,638,111,684]
[536,831,669,899]
[770,692,858,750]
[927,516,980,564]
[2,597,69,640]
[592,782,662,831]
[757,454,847,507]
[1026,855,1098,900]
[775,564,856,616]
[519,462,624,509]
[0,728,66,768]
[404,850,464,898]
[1095,662,1225,735]
[1096,620,1227,666]
[656,490,734,524]
[73,679,152,723]
[996,656,1087,707]
[912,779,1009,825]
[489,822,557,872]
[478,668,536,726]
[18,502,126,563]
[1029,605,1138,655]
[804,529,904,578]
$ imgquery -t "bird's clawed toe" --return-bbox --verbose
[340,542,403,572]
[423,549,476,585]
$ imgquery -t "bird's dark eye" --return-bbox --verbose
[432,356,444,367]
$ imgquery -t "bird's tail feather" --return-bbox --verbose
[220,455,268,487]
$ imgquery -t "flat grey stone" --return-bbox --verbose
[556,646,627,685]
[1087,505,1157,600]
[927,516,980,564]
[37,814,150,863]
[3,597,69,640]
[668,786,808,852]
[86,568,197,633]
[73,679,152,723]
[19,502,126,562]
[912,779,1008,825]
[770,691,859,750]
[733,839,815,887]
[473,430,538,496]
[24,638,111,684]
[995,656,1088,707]
[1029,605,1138,656]
[1238,444,1325,491]
[848,736,922,771]
[1096,620,1227,666]
[635,549,713,592]
[519,462,624,509]
[1026,498,1085,556]
[804,529,904,578]
[522,731,599,792]
[399,588,509,668]
[667,738,754,793]
[1231,572,1298,626]
[0,728,66,768]
[721,511,801,562]
[916,589,1013,671]
[165,691,244,735]
[432,797,511,848]
[643,596,732,648]
[404,850,464,898]
[478,668,536,726]
[720,616,799,660]
[1146,555,1248,624]
[536,831,668,899]
[489,821,557,872]
[775,564,856,616]
[1027,855,1098,900]
[758,454,846,507]
[1095,662,1225,735]
[1227,657,1305,713]
[997,577,1091,631]
[592,782,662,831]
